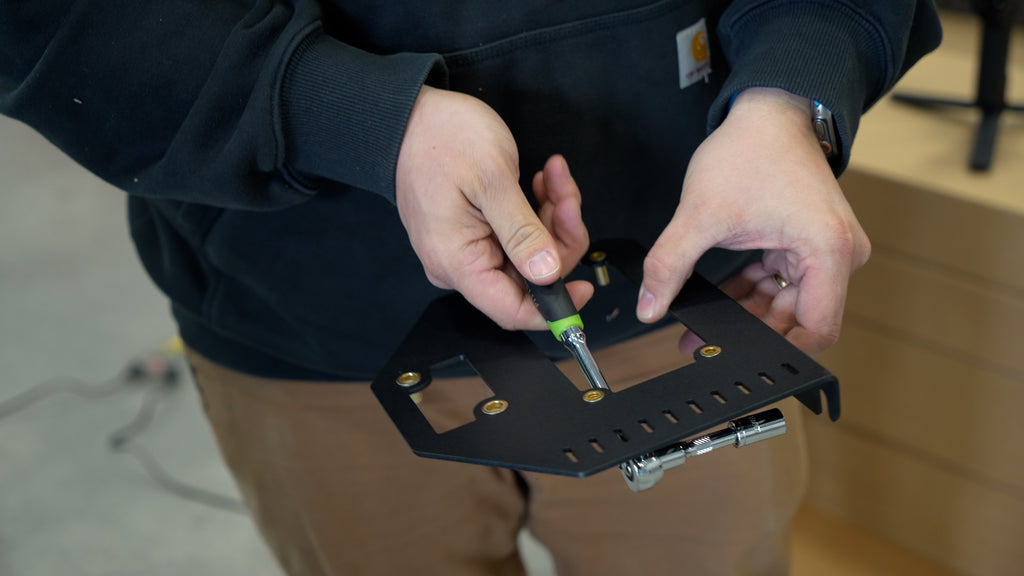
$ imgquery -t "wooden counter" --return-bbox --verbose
[803,10,1024,576]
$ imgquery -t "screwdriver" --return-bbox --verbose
[525,279,610,391]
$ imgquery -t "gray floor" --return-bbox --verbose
[0,115,555,575]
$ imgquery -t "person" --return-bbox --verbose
[1,1,941,574]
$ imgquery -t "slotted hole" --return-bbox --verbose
[588,438,605,453]
[614,429,629,442]
[663,410,679,424]
[688,401,704,414]
[734,382,751,395]
[711,391,727,404]
[782,363,800,375]
[563,448,579,463]
[638,420,654,434]
[759,372,776,386]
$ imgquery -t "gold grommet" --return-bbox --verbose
[396,372,422,387]
[699,345,722,358]
[582,390,605,403]
[482,400,509,415]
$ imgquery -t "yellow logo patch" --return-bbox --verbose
[676,18,711,89]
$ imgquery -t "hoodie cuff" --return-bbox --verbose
[279,32,448,202]
[707,3,890,175]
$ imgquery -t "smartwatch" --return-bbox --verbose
[811,100,838,158]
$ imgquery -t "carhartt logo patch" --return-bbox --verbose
[676,18,711,89]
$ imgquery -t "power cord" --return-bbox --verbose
[1,340,247,516]
[0,374,127,419]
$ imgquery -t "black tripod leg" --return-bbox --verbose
[971,109,1002,171]
[891,93,975,109]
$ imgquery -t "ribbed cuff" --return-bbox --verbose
[279,32,448,201]
[708,2,891,175]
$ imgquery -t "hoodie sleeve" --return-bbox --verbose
[708,0,943,174]
[0,0,446,210]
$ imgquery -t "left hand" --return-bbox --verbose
[638,87,871,357]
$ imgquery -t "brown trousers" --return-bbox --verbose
[188,324,807,576]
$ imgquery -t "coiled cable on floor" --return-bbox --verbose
[0,339,248,516]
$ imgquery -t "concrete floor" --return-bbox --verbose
[0,115,286,575]
[0,114,557,576]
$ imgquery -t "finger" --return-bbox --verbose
[786,262,848,357]
[539,155,582,206]
[758,283,799,336]
[538,155,588,268]
[719,263,797,334]
[532,169,549,206]
[637,212,715,323]
[565,279,596,312]
[717,262,770,301]
[459,264,547,331]
[677,330,706,356]
[724,259,839,356]
[459,265,596,332]
[478,179,564,286]
[678,264,797,356]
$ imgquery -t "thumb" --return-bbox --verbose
[479,183,563,286]
[637,212,713,322]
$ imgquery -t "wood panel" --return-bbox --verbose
[804,419,1024,576]
[791,506,960,576]
[839,171,1024,294]
[800,9,1024,576]
[840,250,1024,379]
[818,321,1024,494]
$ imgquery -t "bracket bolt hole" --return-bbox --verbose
[582,390,606,403]
[396,372,422,387]
[699,345,722,358]
[482,400,509,415]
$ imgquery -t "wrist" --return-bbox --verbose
[726,87,835,161]
[729,87,811,124]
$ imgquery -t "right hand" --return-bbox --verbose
[396,86,592,331]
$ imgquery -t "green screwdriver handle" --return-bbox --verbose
[524,278,584,340]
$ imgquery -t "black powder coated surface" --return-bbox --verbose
[372,239,839,477]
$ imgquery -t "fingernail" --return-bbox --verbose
[637,287,656,321]
[528,250,559,280]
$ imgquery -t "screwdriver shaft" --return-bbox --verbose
[560,325,610,390]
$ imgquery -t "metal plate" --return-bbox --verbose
[372,239,839,477]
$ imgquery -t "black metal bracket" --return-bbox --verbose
[371,239,839,477]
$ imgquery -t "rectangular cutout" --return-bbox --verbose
[563,448,579,463]
[588,438,605,453]
[663,410,679,424]
[782,363,800,375]
[413,356,495,434]
[688,401,704,414]
[614,429,629,442]
[759,372,776,386]
[638,420,655,434]
[711,391,727,404]
[554,324,699,393]
[734,382,751,395]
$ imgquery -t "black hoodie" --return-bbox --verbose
[0,0,942,379]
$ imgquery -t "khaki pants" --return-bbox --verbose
[187,324,807,576]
